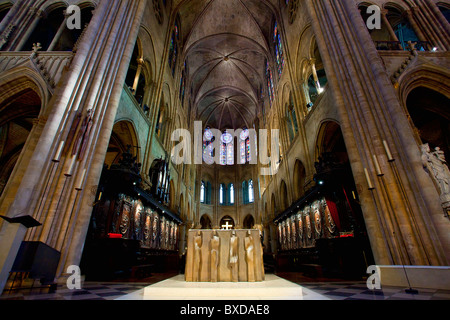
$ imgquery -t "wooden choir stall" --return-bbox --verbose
[185,229,265,282]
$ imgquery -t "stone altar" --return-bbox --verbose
[185,230,264,282]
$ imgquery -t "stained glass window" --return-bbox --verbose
[203,128,214,163]
[179,62,186,105]
[239,128,252,164]
[273,21,285,77]
[227,143,234,165]
[168,19,180,77]
[200,181,205,203]
[266,61,275,106]
[248,179,254,203]
[240,140,246,164]
[219,184,224,204]
[220,143,226,165]
[219,131,234,166]
[229,184,235,204]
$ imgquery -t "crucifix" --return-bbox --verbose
[221,221,233,230]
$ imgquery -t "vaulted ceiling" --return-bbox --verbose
[175,0,277,130]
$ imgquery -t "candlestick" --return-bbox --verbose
[53,141,65,162]
[383,140,394,162]
[75,169,86,190]
[65,157,76,176]
[365,168,375,190]
[373,155,383,176]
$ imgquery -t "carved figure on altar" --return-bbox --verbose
[245,230,255,282]
[422,144,450,213]
[229,230,239,282]
[210,230,220,282]
[291,216,297,249]
[193,231,203,282]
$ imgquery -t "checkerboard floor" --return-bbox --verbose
[299,282,450,300]
[1,273,449,300]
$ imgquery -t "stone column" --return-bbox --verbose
[46,10,70,52]
[305,0,449,266]
[420,0,450,50]
[403,10,427,43]
[0,0,147,293]
[132,58,144,94]
[381,9,402,50]
[13,6,44,51]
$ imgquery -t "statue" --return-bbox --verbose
[244,230,255,282]
[193,231,203,282]
[421,144,450,213]
[229,230,238,282]
[210,230,220,282]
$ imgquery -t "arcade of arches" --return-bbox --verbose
[0,0,449,293]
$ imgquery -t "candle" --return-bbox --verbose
[75,169,86,190]
[383,140,394,162]
[98,192,102,201]
[66,157,76,176]
[365,168,374,190]
[373,155,383,176]
[53,141,65,162]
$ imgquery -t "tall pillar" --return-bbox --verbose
[305,0,449,266]
[403,10,427,43]
[381,9,402,50]
[0,0,146,294]
[132,58,144,94]
[420,0,450,50]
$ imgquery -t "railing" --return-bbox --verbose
[0,51,73,92]
[375,40,433,52]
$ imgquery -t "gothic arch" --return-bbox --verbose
[0,85,42,196]
[105,120,140,167]
[398,66,450,107]
[279,180,289,211]
[243,214,255,229]
[314,119,343,161]
[293,159,306,200]
[200,213,212,229]
[0,68,50,111]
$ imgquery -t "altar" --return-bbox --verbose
[185,229,265,282]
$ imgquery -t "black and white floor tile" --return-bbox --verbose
[1,276,449,301]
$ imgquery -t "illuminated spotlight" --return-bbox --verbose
[432,47,438,52]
